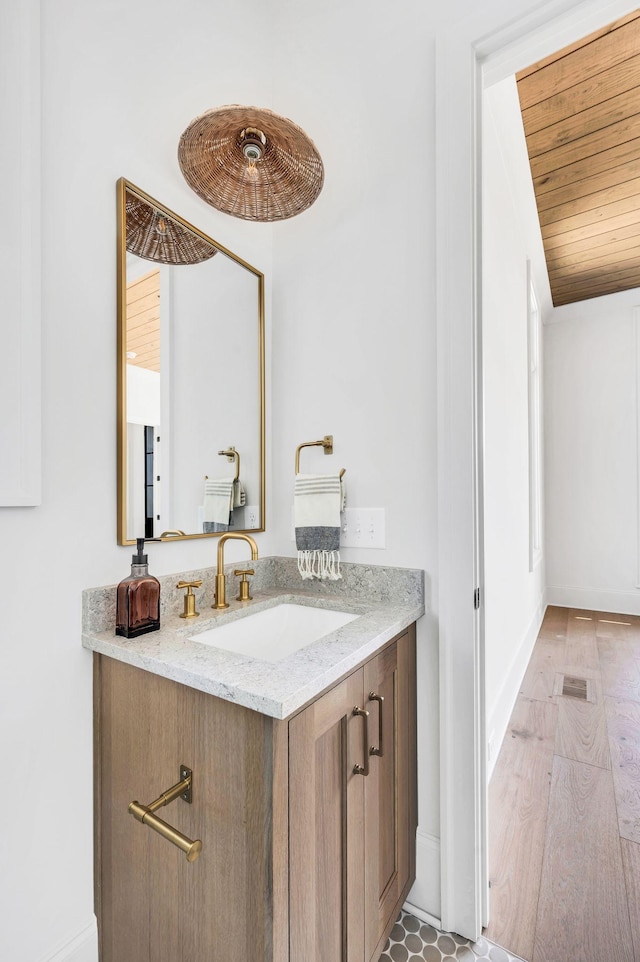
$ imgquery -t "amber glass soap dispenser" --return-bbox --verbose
[116,538,161,638]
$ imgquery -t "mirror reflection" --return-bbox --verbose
[117,179,265,545]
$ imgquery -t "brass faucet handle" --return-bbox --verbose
[176,580,203,619]
[234,569,254,602]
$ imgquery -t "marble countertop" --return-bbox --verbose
[82,557,425,720]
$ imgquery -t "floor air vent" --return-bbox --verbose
[561,675,589,700]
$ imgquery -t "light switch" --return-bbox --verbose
[340,508,386,549]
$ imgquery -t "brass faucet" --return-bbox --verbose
[212,532,259,609]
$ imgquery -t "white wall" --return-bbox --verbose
[0,3,274,960]
[545,289,640,614]
[170,254,261,532]
[269,0,444,913]
[481,78,548,771]
[126,365,160,425]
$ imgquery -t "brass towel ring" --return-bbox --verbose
[295,435,346,478]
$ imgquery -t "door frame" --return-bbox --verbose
[435,0,640,939]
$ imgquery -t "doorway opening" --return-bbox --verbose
[436,0,640,942]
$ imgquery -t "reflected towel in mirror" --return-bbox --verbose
[203,478,234,532]
[294,473,345,580]
[233,479,246,508]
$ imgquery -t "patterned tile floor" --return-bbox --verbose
[379,910,525,962]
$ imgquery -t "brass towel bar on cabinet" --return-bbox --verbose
[128,765,202,862]
[295,434,346,478]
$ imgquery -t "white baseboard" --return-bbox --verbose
[406,829,441,924]
[38,919,98,962]
[403,900,442,930]
[547,583,640,616]
[487,590,547,780]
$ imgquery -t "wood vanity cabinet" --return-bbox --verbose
[94,624,416,962]
[289,630,417,962]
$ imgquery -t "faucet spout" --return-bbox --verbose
[213,533,259,609]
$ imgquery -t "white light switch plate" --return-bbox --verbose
[340,508,386,549]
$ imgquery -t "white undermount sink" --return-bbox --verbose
[189,603,358,662]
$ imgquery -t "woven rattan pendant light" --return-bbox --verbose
[125,187,218,265]
[177,105,324,222]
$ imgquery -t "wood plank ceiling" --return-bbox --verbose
[516,10,640,306]
[126,268,161,372]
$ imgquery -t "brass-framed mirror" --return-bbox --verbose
[117,178,265,545]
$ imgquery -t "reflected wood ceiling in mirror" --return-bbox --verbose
[126,268,160,372]
[516,9,640,306]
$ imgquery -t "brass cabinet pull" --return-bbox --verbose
[352,707,370,776]
[368,691,384,757]
[128,765,202,862]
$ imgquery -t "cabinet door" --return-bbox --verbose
[289,670,367,962]
[95,656,276,962]
[363,628,417,961]
[96,656,186,962]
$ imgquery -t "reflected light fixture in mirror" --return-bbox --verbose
[116,178,265,545]
[125,190,218,265]
[177,105,324,222]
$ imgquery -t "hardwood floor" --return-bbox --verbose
[486,607,640,961]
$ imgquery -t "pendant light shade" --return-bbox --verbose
[177,105,324,222]
[125,187,218,265]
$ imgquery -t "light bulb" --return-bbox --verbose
[240,127,266,178]
[244,145,261,178]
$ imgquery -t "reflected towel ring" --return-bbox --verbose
[205,447,240,484]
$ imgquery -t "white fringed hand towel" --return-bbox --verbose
[294,473,345,580]
[203,478,234,532]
